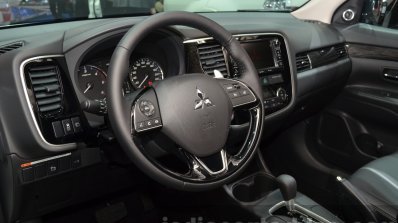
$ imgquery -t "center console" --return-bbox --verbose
[232,34,293,115]
[224,172,343,223]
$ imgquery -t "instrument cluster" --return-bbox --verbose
[77,57,165,100]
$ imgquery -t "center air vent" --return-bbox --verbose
[296,54,311,72]
[0,41,24,56]
[197,42,229,77]
[27,62,63,117]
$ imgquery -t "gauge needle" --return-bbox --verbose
[138,75,149,88]
[84,83,93,93]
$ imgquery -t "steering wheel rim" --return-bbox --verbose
[107,11,264,191]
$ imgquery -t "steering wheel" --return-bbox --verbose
[107,11,264,191]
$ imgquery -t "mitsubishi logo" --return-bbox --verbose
[194,88,213,110]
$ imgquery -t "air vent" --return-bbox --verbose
[197,42,229,77]
[0,41,23,55]
[334,44,348,59]
[296,54,311,72]
[27,63,63,117]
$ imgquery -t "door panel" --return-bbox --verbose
[313,6,398,172]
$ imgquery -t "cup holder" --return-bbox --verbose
[232,173,277,202]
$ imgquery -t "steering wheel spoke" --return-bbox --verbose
[217,78,258,110]
[131,88,163,134]
[183,149,229,181]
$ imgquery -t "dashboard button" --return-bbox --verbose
[268,74,284,84]
[22,167,34,182]
[71,117,83,133]
[71,154,82,168]
[34,164,47,179]
[59,156,71,172]
[47,160,59,175]
[52,121,65,138]
[62,119,74,135]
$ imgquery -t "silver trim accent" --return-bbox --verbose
[306,54,313,69]
[30,152,72,165]
[269,201,334,223]
[20,55,77,148]
[213,69,224,79]
[183,33,296,119]
[342,9,355,22]
[194,149,228,176]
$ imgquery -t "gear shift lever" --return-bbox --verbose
[277,174,297,212]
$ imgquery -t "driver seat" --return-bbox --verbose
[346,153,398,222]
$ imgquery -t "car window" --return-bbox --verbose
[361,0,398,29]
[0,0,310,28]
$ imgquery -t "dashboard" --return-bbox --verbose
[0,12,351,223]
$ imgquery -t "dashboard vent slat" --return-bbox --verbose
[27,62,63,117]
[296,54,311,72]
[0,41,24,56]
[197,42,229,77]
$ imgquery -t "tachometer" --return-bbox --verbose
[129,58,164,89]
[77,65,107,100]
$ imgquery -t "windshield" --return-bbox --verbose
[0,0,309,28]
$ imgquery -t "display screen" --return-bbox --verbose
[241,41,275,69]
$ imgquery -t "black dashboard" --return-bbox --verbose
[0,12,352,223]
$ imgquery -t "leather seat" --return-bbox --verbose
[349,153,398,222]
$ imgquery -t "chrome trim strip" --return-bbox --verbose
[307,54,313,69]
[20,55,77,147]
[30,152,72,165]
[269,201,285,215]
[183,32,296,119]
[194,149,228,176]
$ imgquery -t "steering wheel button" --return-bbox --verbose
[139,100,155,117]
[240,89,249,96]
[137,122,145,129]
[229,92,240,98]
[223,84,235,92]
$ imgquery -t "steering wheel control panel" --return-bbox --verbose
[132,89,163,133]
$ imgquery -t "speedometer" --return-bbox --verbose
[129,58,164,89]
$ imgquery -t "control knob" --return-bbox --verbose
[276,88,288,102]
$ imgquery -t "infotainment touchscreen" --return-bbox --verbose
[240,41,276,69]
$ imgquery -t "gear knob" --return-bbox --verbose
[277,174,297,201]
